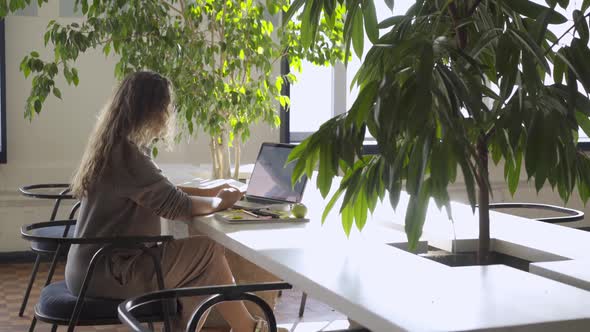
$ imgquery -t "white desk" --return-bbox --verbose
[165,175,590,331]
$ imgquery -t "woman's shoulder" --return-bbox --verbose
[110,140,162,180]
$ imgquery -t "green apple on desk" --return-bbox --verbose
[291,203,308,218]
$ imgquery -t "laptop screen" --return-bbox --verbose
[246,143,307,203]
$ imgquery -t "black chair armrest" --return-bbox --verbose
[488,203,584,223]
[118,282,293,332]
[21,220,173,244]
[69,201,81,219]
[19,183,74,200]
[20,184,76,221]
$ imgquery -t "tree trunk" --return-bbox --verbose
[210,130,231,179]
[477,136,491,264]
[233,136,241,180]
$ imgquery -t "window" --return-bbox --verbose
[282,1,590,149]
[0,19,6,164]
[281,1,410,148]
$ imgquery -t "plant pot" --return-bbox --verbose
[419,249,531,271]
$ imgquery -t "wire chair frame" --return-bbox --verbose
[119,282,293,332]
[21,220,174,332]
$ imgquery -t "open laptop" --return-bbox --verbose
[233,142,307,211]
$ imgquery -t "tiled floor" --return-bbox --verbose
[0,262,350,331]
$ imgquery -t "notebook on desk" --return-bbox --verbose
[232,142,308,211]
[215,208,309,224]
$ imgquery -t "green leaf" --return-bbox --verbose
[322,188,344,224]
[404,179,430,252]
[283,0,306,26]
[318,144,335,198]
[504,0,567,24]
[456,151,477,212]
[406,135,431,195]
[576,112,590,138]
[323,0,335,18]
[553,50,566,84]
[354,188,368,231]
[34,100,42,114]
[385,0,394,11]
[507,151,522,196]
[508,28,549,72]
[341,204,354,236]
[361,0,379,44]
[557,0,570,9]
[352,8,364,59]
[71,68,79,86]
[573,10,589,44]
[52,87,62,99]
[288,139,310,164]
[378,15,404,29]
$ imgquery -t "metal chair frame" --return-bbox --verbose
[488,202,584,223]
[18,184,78,317]
[21,220,175,332]
[118,281,293,332]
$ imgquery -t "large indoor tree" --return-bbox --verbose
[7,0,345,178]
[288,0,590,263]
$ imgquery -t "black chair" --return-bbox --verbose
[488,203,584,223]
[21,219,177,332]
[118,281,293,332]
[18,184,79,317]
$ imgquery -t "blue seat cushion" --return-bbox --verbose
[30,225,76,253]
[37,281,177,322]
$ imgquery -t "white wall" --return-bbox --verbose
[0,2,277,252]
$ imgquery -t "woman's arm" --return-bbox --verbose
[189,187,243,216]
[178,184,229,197]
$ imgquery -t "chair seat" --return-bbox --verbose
[30,225,76,253]
[36,281,176,323]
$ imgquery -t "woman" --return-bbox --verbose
[66,71,272,332]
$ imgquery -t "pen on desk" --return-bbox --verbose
[240,209,261,218]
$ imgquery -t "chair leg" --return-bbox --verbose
[51,324,58,332]
[44,246,63,286]
[28,317,37,332]
[298,292,307,318]
[20,254,42,316]
[147,322,155,330]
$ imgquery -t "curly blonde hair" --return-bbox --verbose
[71,71,175,198]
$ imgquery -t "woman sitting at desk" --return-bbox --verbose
[66,71,272,332]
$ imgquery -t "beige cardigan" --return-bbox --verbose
[65,140,192,298]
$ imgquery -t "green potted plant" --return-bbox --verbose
[288,0,590,263]
[13,0,344,179]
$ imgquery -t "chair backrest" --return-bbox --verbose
[19,183,77,221]
[21,220,174,331]
[118,282,292,332]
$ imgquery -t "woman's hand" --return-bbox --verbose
[179,179,245,197]
[185,180,245,216]
[215,187,244,211]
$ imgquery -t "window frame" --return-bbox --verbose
[0,19,6,164]
[280,57,379,154]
